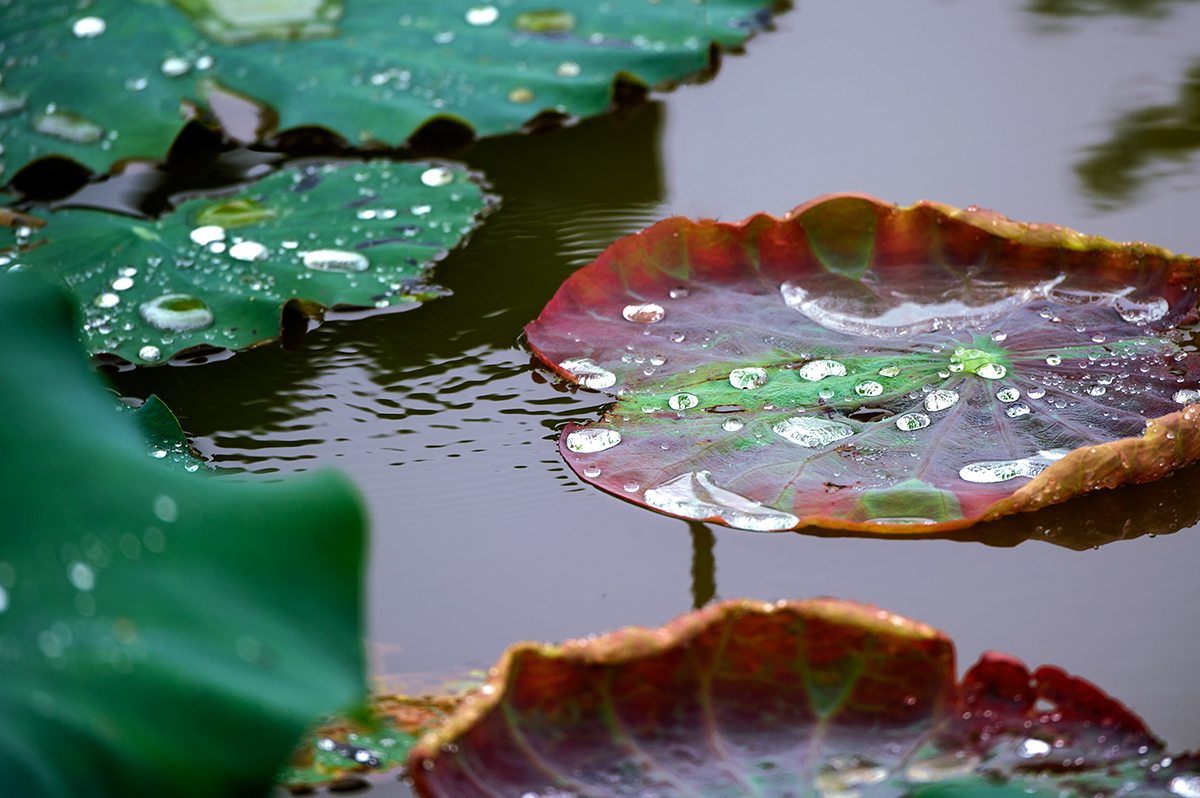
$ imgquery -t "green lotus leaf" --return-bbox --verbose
[119,394,209,472]
[0,272,367,795]
[5,159,490,366]
[0,0,778,175]
[409,597,1200,798]
[525,193,1200,534]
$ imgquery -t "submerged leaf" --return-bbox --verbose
[409,598,1199,798]
[0,0,778,174]
[5,159,490,365]
[0,273,367,795]
[526,193,1200,533]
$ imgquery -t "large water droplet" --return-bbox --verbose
[773,416,854,448]
[583,465,601,478]
[228,241,270,262]
[565,427,621,453]
[996,387,1020,403]
[513,9,576,32]
[668,392,700,411]
[465,4,499,25]
[139,294,214,332]
[1027,386,1046,399]
[1115,296,1169,324]
[1087,385,1107,397]
[924,389,959,412]
[139,345,162,363]
[1046,354,1062,366]
[1015,739,1051,759]
[905,753,981,783]
[959,449,1069,483]
[729,367,768,390]
[1005,402,1031,417]
[95,292,120,308]
[303,249,369,272]
[854,380,882,397]
[878,365,900,377]
[420,167,454,187]
[72,16,106,37]
[189,225,226,246]
[622,303,665,323]
[161,56,190,77]
[975,362,1006,379]
[895,412,930,431]
[644,471,799,532]
[32,110,104,143]
[559,358,616,390]
[722,417,745,432]
[798,359,846,381]
[1174,389,1200,405]
[1168,775,1200,798]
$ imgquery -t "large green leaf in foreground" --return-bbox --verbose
[526,193,1200,534]
[0,273,367,796]
[410,598,1200,798]
[6,159,488,365]
[0,0,778,174]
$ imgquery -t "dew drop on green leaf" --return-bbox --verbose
[513,9,576,32]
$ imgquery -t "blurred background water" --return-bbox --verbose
[111,0,1200,773]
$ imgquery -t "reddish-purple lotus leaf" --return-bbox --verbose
[409,598,1200,798]
[525,193,1200,533]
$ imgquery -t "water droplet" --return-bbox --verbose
[997,387,1020,403]
[32,109,104,143]
[195,55,214,70]
[111,276,134,292]
[139,294,214,332]
[1173,389,1200,405]
[228,241,270,262]
[465,4,499,24]
[68,561,95,591]
[895,412,931,431]
[559,358,616,390]
[669,331,685,342]
[555,60,581,77]
[990,330,1007,342]
[622,303,665,323]
[1046,354,1062,366]
[1116,296,1169,324]
[583,465,601,478]
[190,225,225,246]
[975,362,1006,379]
[72,16,106,38]
[303,249,370,272]
[650,355,666,366]
[668,393,700,411]
[95,292,120,308]
[421,167,454,187]
[924,389,959,412]
[729,367,768,390]
[959,449,1068,483]
[161,56,190,77]
[623,481,640,493]
[1168,775,1200,798]
[773,416,854,448]
[0,89,27,116]
[513,9,576,32]
[508,87,534,103]
[1027,386,1046,399]
[722,417,745,432]
[1088,385,1107,396]
[948,362,964,373]
[432,30,455,44]
[818,387,835,400]
[798,359,846,381]
[0,585,7,614]
[1005,402,1031,417]
[878,365,900,377]
[644,471,799,531]
[139,345,162,363]
[1016,739,1052,759]
[905,753,981,783]
[854,380,883,397]
[565,427,621,453]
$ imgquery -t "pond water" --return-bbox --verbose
[109,0,1200,784]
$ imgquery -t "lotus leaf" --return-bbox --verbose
[120,394,209,472]
[409,598,1200,798]
[5,159,489,365]
[0,0,778,175]
[525,193,1200,533]
[0,273,367,796]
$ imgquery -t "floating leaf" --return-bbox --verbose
[0,273,367,795]
[0,0,778,174]
[5,159,490,366]
[119,394,209,472]
[409,597,1200,798]
[526,193,1200,533]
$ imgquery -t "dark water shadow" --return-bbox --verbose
[1075,57,1200,210]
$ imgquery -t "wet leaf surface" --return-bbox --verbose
[5,159,490,366]
[0,273,367,796]
[409,598,1200,798]
[0,0,778,174]
[526,193,1200,533]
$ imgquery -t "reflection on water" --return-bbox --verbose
[1027,0,1198,17]
[1077,57,1200,208]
